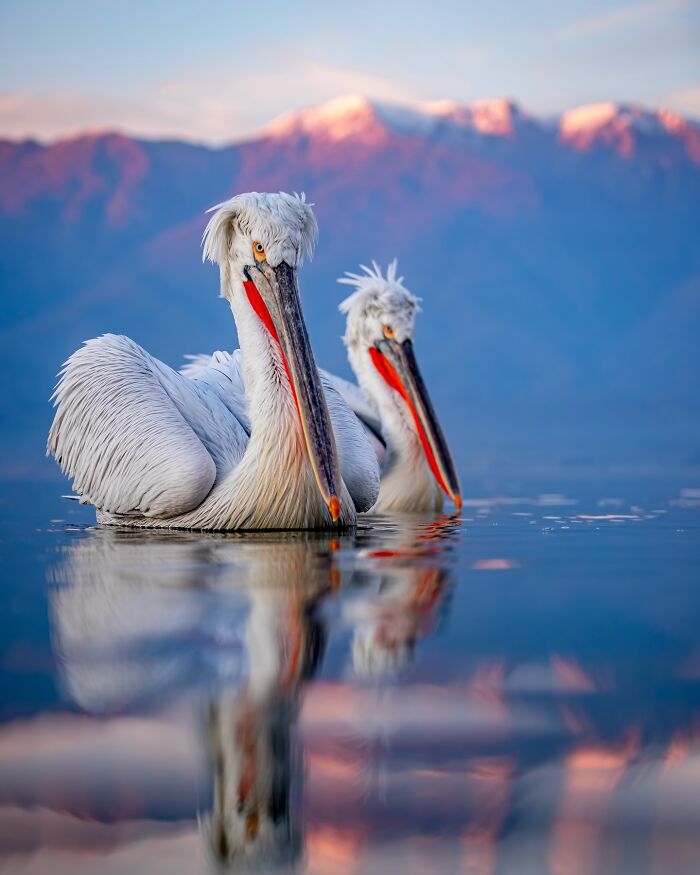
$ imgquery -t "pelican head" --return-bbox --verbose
[203,192,343,523]
[339,260,461,510]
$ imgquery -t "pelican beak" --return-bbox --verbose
[244,261,343,523]
[370,338,461,509]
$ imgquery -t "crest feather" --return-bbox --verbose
[338,259,419,315]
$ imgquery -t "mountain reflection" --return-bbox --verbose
[19,509,697,874]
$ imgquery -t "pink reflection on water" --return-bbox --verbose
[460,756,515,875]
[549,731,641,875]
[471,559,520,570]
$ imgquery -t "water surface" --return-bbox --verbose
[1,479,699,874]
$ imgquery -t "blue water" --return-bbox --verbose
[1,479,699,874]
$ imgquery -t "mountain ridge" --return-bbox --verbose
[3,94,699,153]
[1,95,699,479]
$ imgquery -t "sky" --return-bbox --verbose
[0,0,699,144]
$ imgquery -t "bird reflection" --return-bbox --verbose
[42,508,700,874]
[47,516,460,871]
[49,528,343,869]
[348,513,459,676]
[200,546,330,869]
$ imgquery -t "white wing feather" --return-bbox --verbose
[319,374,380,513]
[179,353,217,378]
[320,369,386,468]
[184,349,251,435]
[181,350,381,513]
[48,334,249,518]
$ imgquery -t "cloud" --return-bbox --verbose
[558,0,694,39]
[0,60,416,145]
[0,91,188,143]
[663,85,700,118]
[150,58,418,138]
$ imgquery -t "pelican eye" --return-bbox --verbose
[382,324,395,340]
[252,241,266,262]
[245,811,259,840]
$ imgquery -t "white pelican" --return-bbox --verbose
[331,260,461,513]
[48,192,379,530]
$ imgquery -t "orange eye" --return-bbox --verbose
[383,324,395,340]
[245,811,259,840]
[252,241,266,262]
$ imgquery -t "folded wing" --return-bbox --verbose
[319,373,380,513]
[320,369,386,469]
[48,334,249,518]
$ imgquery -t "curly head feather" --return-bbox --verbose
[202,191,318,272]
[338,260,421,347]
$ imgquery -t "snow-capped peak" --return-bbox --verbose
[263,94,534,143]
[470,98,530,136]
[264,95,384,141]
[261,95,699,164]
[415,97,531,136]
[558,102,687,155]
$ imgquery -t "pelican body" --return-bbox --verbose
[48,193,379,530]
[330,261,461,513]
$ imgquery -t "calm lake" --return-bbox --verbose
[1,478,699,875]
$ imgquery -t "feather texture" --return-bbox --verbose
[337,260,445,513]
[338,259,420,349]
[320,369,387,469]
[48,334,244,517]
[179,351,380,515]
[48,192,377,530]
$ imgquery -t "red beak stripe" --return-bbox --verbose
[369,346,452,499]
[244,279,300,417]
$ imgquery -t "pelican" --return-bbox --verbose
[48,192,379,530]
[330,260,461,513]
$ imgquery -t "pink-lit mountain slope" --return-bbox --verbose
[1,96,699,477]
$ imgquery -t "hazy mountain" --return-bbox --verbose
[1,95,699,481]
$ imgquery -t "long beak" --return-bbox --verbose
[244,261,343,523]
[370,338,461,509]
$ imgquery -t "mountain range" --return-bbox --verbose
[1,95,699,482]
